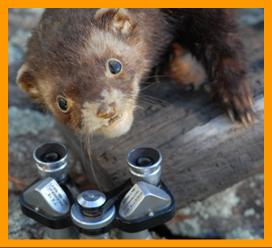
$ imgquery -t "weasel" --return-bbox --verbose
[17,8,254,138]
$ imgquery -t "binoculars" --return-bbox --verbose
[20,142,175,239]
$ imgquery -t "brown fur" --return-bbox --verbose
[169,42,207,89]
[17,8,254,137]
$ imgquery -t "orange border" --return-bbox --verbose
[2,1,270,247]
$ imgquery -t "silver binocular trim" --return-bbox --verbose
[71,190,116,230]
[33,142,69,181]
[127,147,162,185]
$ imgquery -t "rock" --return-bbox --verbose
[244,208,256,217]
[9,107,54,138]
[167,173,263,239]
[237,9,264,27]
[8,193,45,239]
[8,107,62,190]
[8,43,23,65]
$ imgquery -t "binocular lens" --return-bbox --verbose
[136,156,154,167]
[35,143,67,163]
[128,147,161,167]
[42,152,60,163]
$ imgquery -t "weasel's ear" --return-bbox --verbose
[95,8,135,35]
[16,64,39,98]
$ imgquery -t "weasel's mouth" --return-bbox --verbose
[104,114,123,127]
[97,110,134,138]
[109,114,121,124]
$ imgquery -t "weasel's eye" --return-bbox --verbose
[57,96,69,113]
[107,59,122,75]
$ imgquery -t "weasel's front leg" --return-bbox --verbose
[168,37,254,126]
[204,33,255,126]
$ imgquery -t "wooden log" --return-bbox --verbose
[58,26,263,209]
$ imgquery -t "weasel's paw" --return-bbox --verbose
[219,83,255,126]
[168,43,207,90]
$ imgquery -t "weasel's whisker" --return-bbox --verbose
[143,74,169,80]
[125,92,169,107]
[140,81,161,91]
[80,132,102,190]
[140,94,169,106]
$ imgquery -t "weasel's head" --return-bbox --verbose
[17,9,149,138]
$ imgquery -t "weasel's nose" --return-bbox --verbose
[96,102,117,119]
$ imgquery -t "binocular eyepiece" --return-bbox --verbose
[127,147,162,185]
[34,143,163,185]
[33,142,69,181]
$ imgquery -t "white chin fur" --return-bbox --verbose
[98,110,134,138]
